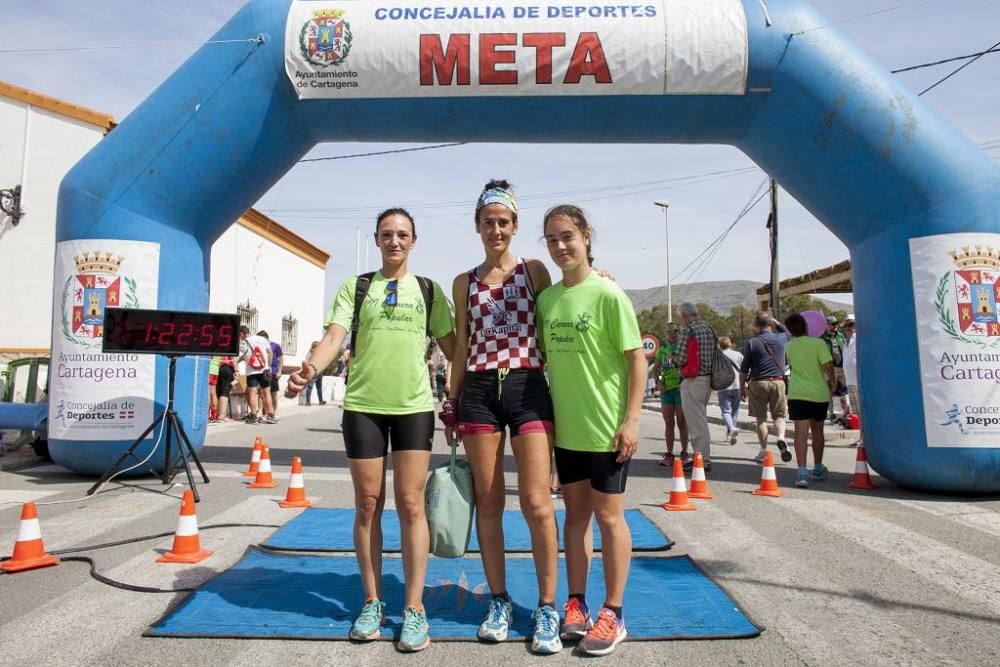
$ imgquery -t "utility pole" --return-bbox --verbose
[654,201,671,320]
[768,179,780,319]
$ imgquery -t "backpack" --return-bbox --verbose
[425,437,474,558]
[247,343,267,370]
[709,329,736,391]
[350,273,435,356]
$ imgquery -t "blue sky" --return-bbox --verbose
[4,0,999,308]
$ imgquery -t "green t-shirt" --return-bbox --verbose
[537,272,642,452]
[325,272,454,414]
[785,336,833,403]
[655,341,681,391]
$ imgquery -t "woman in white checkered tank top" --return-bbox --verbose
[437,180,562,653]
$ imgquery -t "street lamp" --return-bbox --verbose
[654,201,671,320]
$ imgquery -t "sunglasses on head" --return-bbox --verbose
[384,280,398,307]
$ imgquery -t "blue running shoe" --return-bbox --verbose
[478,597,513,642]
[349,597,385,641]
[811,463,829,481]
[531,605,563,654]
[795,469,809,488]
[398,606,430,652]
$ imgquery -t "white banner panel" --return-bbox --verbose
[910,234,1000,448]
[285,0,748,98]
[49,240,160,441]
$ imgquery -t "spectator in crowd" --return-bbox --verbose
[207,355,221,422]
[671,302,717,473]
[739,312,792,464]
[784,313,836,488]
[216,355,237,421]
[654,322,688,467]
[434,352,449,404]
[304,341,325,406]
[842,314,862,447]
[260,330,283,422]
[821,316,849,425]
[718,337,743,445]
[238,325,273,425]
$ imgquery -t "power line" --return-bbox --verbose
[918,38,1000,96]
[0,37,262,54]
[297,142,466,163]
[794,0,929,35]
[892,47,1000,73]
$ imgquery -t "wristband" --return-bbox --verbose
[306,362,318,378]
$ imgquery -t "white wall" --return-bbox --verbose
[209,223,326,372]
[0,100,105,351]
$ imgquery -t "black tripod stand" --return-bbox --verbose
[87,355,210,501]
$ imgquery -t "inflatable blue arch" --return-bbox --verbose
[52,0,1000,492]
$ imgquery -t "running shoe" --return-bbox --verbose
[680,452,692,470]
[550,486,562,499]
[244,415,258,425]
[478,597,513,642]
[398,606,430,652]
[795,469,810,488]
[776,439,792,463]
[579,607,627,656]
[262,415,277,424]
[811,463,829,481]
[560,598,592,640]
[658,452,675,467]
[531,605,563,654]
[349,597,386,641]
[703,459,713,474]
[729,430,739,445]
[753,449,767,464]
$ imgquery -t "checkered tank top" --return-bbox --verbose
[465,258,543,372]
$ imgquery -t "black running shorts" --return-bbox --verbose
[788,399,829,422]
[341,410,435,459]
[216,365,234,398]
[554,448,631,494]
[458,369,554,438]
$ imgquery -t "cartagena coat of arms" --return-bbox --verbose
[299,9,353,66]
[61,251,139,348]
[935,245,1000,348]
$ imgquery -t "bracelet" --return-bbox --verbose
[307,362,318,377]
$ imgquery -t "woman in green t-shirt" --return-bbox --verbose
[537,205,646,657]
[286,208,456,653]
[653,323,689,467]
[783,312,836,489]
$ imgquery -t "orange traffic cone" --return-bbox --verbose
[279,456,312,508]
[248,445,279,489]
[661,459,696,511]
[242,439,263,478]
[1,502,59,573]
[157,490,213,564]
[848,445,879,489]
[688,452,714,499]
[752,450,785,497]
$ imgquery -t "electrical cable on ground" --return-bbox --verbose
[0,523,280,593]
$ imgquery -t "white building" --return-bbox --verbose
[0,81,330,382]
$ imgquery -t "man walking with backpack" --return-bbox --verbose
[239,326,273,424]
[671,303,717,473]
[739,313,792,464]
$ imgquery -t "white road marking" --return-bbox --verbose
[891,498,1000,540]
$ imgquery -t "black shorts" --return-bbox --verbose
[269,376,280,393]
[216,365,234,398]
[459,369,554,438]
[342,410,435,459]
[554,448,630,494]
[245,373,266,388]
[788,399,829,422]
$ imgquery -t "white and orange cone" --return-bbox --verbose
[248,445,278,489]
[157,490,213,564]
[279,456,312,508]
[1,502,59,573]
[752,451,785,497]
[661,459,696,511]
[848,445,879,490]
[242,439,263,478]
[688,452,714,499]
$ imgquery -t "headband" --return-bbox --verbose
[476,187,517,214]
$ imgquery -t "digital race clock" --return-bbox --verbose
[102,308,241,356]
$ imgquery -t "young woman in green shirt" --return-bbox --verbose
[286,208,455,652]
[537,205,646,656]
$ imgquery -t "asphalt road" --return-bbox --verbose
[1,402,999,666]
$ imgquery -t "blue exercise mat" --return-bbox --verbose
[147,547,762,641]
[262,508,672,553]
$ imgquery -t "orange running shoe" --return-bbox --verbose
[579,607,627,656]
[560,597,593,640]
